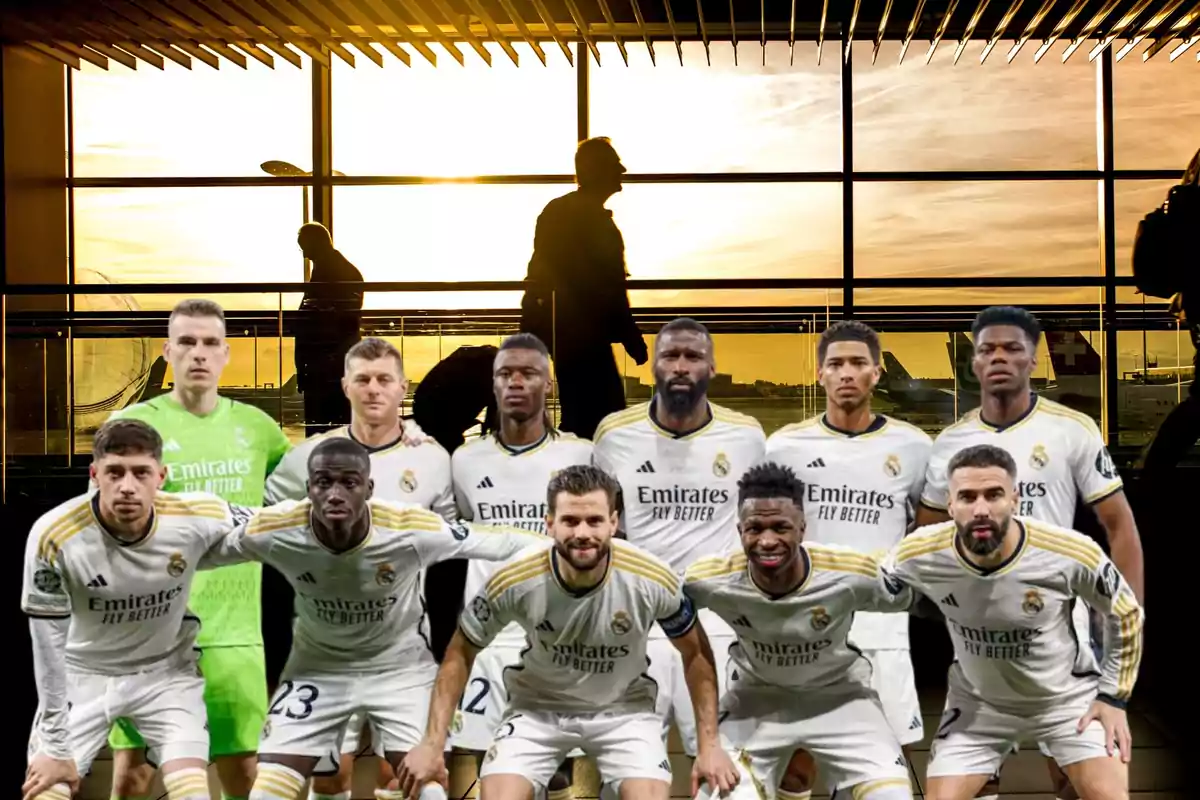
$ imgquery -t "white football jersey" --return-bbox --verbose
[766,414,932,649]
[21,492,242,675]
[593,401,767,575]
[921,396,1123,525]
[265,425,455,521]
[684,544,912,691]
[459,538,697,715]
[454,431,595,649]
[202,499,541,672]
[880,519,1144,712]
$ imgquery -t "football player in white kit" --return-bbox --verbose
[885,444,1143,800]
[765,320,931,799]
[914,307,1144,800]
[450,333,594,800]
[593,317,766,764]
[22,418,248,800]
[686,462,918,800]
[265,336,454,800]
[396,465,740,800]
[200,438,542,800]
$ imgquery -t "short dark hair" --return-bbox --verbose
[498,332,550,358]
[737,462,805,509]
[655,317,712,351]
[344,337,404,375]
[818,320,881,365]
[169,298,226,328]
[947,444,1018,481]
[93,418,163,462]
[308,437,371,475]
[546,464,621,515]
[972,306,1042,348]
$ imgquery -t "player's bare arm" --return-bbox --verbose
[1091,492,1144,602]
[24,617,80,800]
[914,503,950,528]
[668,621,739,796]
[398,629,482,797]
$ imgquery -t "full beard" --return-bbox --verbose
[956,516,1008,556]
[655,374,710,416]
[556,538,610,572]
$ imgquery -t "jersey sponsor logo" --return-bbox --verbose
[940,594,960,607]
[743,637,832,667]
[949,620,1042,660]
[375,563,397,586]
[883,454,902,478]
[610,610,633,635]
[89,585,184,624]
[713,452,731,478]
[810,606,832,631]
[301,593,398,625]
[1095,448,1117,481]
[1022,589,1045,615]
[1029,444,1050,470]
[33,568,63,595]
[471,596,491,623]
[806,483,896,526]
[542,639,632,674]
[167,552,188,578]
[86,574,108,589]
[166,457,255,496]
[475,501,546,532]
[400,469,418,493]
[1015,480,1048,515]
[636,485,730,523]
[1097,562,1120,599]
[636,460,655,474]
[476,476,495,490]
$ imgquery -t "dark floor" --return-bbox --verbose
[76,687,1183,799]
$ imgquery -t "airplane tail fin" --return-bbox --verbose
[1045,331,1102,378]
[881,352,912,382]
[948,333,979,392]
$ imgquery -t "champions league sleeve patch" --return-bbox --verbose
[471,596,491,623]
[1096,561,1120,600]
[33,568,64,595]
[659,593,697,639]
[450,520,471,541]
[1094,448,1118,481]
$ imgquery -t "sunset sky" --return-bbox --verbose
[65,37,1198,395]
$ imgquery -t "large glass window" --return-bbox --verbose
[589,42,842,173]
[1114,53,1200,170]
[72,60,312,178]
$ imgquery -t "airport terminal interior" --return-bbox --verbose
[2,0,1196,797]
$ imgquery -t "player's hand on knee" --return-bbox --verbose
[397,741,449,799]
[691,745,740,797]
[23,754,79,800]
[1078,700,1133,763]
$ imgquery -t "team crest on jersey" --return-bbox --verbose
[1022,589,1044,615]
[810,606,832,631]
[400,469,418,493]
[375,563,397,586]
[451,710,464,735]
[261,719,272,739]
[610,610,633,635]
[167,552,187,578]
[883,454,902,478]
[713,452,731,478]
[1029,445,1050,470]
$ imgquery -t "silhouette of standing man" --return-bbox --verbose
[295,222,364,436]
[521,137,649,439]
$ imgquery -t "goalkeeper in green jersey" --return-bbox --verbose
[107,299,292,800]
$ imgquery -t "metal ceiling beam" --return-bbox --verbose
[1088,0,1157,60]
[1006,0,1059,62]
[953,0,991,63]
[981,0,1027,63]
[898,0,928,63]
[562,0,600,64]
[287,0,387,66]
[157,0,277,66]
[1143,0,1200,59]
[459,0,519,66]
[417,0,493,65]
[846,0,862,62]
[925,0,959,63]
[1032,0,1088,63]
[761,0,766,65]
[82,40,140,69]
[788,0,797,63]
[1116,0,1189,59]
[817,0,830,64]
[57,40,112,69]
[222,0,331,65]
[134,0,252,67]
[106,1,219,67]
[24,41,82,68]
[346,0,439,66]
[596,0,628,65]
[265,0,359,65]
[662,0,682,64]
[492,0,547,65]
[730,0,739,65]
[696,0,711,65]
[325,0,411,65]
[629,0,655,65]
[874,0,896,63]
[89,6,193,67]
[1061,0,1122,60]
[199,0,306,66]
[527,0,574,65]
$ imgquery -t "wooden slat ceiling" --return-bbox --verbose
[1,0,1197,70]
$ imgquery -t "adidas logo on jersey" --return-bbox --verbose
[807,458,826,468]
[536,620,554,633]
[297,572,317,584]
[909,715,922,730]
[86,575,108,588]
[636,460,655,473]
[941,594,960,607]
[895,755,907,766]
[477,477,495,489]
[730,615,753,628]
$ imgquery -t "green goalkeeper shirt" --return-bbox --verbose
[112,393,291,647]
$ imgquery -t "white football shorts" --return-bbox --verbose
[716,677,912,798]
[927,665,1118,778]
[28,660,208,776]
[480,709,671,790]
[261,662,433,774]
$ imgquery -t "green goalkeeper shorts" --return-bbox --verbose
[109,645,267,758]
